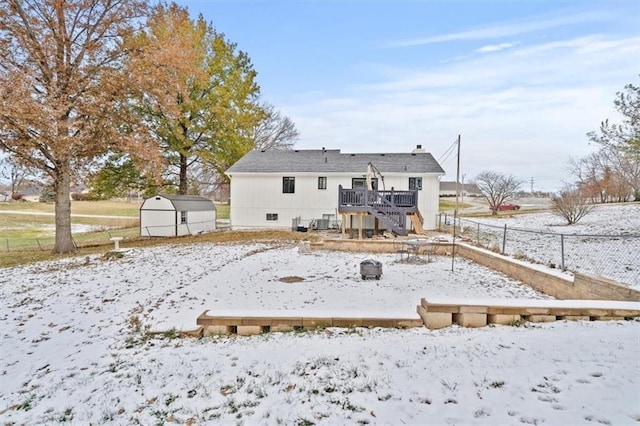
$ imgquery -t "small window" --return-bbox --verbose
[180,211,187,224]
[283,177,295,193]
[266,213,278,221]
[353,178,377,190]
[409,177,422,190]
[318,176,327,190]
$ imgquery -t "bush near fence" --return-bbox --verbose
[436,213,639,287]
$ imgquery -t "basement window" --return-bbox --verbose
[266,213,278,221]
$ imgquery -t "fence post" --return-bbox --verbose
[476,223,480,244]
[502,224,507,254]
[36,238,42,251]
[560,234,565,270]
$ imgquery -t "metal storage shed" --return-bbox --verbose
[140,194,216,237]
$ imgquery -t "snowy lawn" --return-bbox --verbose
[1,241,639,424]
[459,203,640,287]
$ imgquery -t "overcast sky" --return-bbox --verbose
[181,1,637,191]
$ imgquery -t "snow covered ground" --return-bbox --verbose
[459,203,640,287]
[1,238,639,425]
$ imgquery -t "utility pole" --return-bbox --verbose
[452,134,461,272]
[530,177,535,194]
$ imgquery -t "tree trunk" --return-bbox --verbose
[53,162,75,253]
[178,152,188,195]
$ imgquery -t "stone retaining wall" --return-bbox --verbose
[454,243,640,302]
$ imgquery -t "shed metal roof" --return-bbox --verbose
[226,149,445,175]
[143,194,216,212]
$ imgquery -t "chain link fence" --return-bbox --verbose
[436,213,639,287]
[2,227,139,252]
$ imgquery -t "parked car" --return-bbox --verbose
[497,203,521,211]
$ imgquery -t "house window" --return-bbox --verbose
[318,176,327,190]
[266,213,278,221]
[283,177,295,193]
[180,211,187,224]
[409,177,422,190]
[352,178,377,190]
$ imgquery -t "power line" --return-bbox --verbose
[437,138,460,165]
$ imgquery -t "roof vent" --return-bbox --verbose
[294,150,299,152]
[380,153,385,156]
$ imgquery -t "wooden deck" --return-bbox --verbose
[338,186,419,236]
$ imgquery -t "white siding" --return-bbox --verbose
[140,210,176,237]
[229,172,441,230]
[141,196,175,211]
[184,210,217,235]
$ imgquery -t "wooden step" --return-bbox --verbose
[197,310,423,336]
[409,213,424,235]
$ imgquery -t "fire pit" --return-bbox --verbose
[360,259,382,280]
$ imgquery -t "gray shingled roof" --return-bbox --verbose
[440,182,481,193]
[226,149,445,174]
[144,194,216,212]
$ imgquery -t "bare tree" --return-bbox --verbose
[253,103,299,151]
[474,171,523,215]
[587,80,640,200]
[0,0,159,253]
[0,155,30,195]
[551,185,595,225]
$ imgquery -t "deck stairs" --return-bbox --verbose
[408,212,425,235]
[366,197,408,236]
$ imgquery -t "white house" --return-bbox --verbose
[140,194,216,237]
[225,146,445,235]
[439,181,482,197]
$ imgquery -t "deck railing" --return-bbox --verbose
[338,186,418,211]
[338,186,418,235]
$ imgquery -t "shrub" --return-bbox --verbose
[551,185,595,225]
[71,192,97,201]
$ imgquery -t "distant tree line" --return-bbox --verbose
[568,81,640,203]
[472,79,639,225]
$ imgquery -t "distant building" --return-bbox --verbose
[439,181,482,197]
